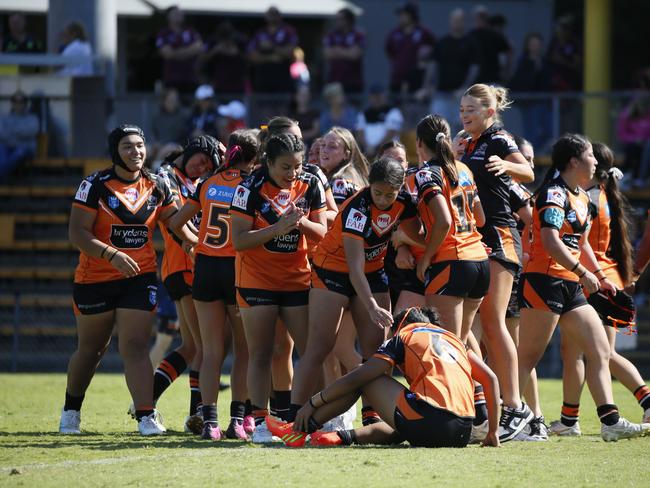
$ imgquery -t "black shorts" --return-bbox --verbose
[163,270,192,301]
[394,390,472,448]
[519,272,587,315]
[312,266,389,297]
[479,225,522,275]
[236,288,309,308]
[506,270,522,319]
[587,290,636,328]
[385,263,425,297]
[73,272,157,315]
[157,316,179,336]
[424,260,490,299]
[192,254,236,305]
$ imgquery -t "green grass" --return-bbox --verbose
[0,374,648,487]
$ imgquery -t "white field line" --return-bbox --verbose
[1,448,223,472]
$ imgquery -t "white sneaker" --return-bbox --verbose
[251,421,279,444]
[498,403,534,442]
[138,411,166,436]
[59,408,81,434]
[469,420,489,444]
[342,403,357,430]
[601,418,650,442]
[549,419,581,436]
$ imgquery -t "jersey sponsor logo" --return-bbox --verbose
[510,183,526,199]
[470,143,488,160]
[364,242,388,261]
[332,179,347,194]
[180,185,189,198]
[147,195,158,210]
[546,188,566,207]
[430,334,459,364]
[275,190,292,207]
[124,188,139,203]
[110,224,148,249]
[264,229,301,253]
[492,133,518,151]
[231,186,250,210]
[566,210,577,223]
[459,170,472,187]
[108,196,120,209]
[207,184,235,204]
[372,213,393,235]
[543,207,564,228]
[415,169,432,186]
[345,209,367,232]
[75,180,90,202]
[147,285,157,306]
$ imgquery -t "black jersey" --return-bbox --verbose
[461,124,521,228]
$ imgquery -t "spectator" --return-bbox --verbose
[319,82,358,134]
[510,32,552,149]
[323,8,366,95]
[290,47,310,88]
[427,8,479,132]
[156,6,203,94]
[617,73,650,188]
[57,21,93,76]
[187,84,220,139]
[385,1,435,96]
[248,7,298,93]
[2,13,43,53]
[547,15,582,91]
[355,84,404,156]
[201,21,247,95]
[288,85,320,145]
[217,100,247,141]
[148,87,190,169]
[469,5,512,84]
[0,90,39,180]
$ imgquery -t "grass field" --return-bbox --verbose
[0,374,648,487]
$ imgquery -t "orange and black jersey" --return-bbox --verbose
[303,162,331,193]
[374,322,474,419]
[157,163,200,280]
[190,168,247,258]
[313,186,418,273]
[586,185,623,288]
[229,165,327,290]
[72,168,176,284]
[461,124,521,228]
[413,161,487,262]
[526,176,591,281]
[330,177,359,206]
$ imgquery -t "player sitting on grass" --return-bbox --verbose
[267,306,501,447]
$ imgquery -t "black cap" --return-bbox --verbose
[108,124,145,169]
[396,1,419,21]
[182,135,221,173]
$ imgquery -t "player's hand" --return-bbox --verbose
[486,156,510,177]
[416,257,431,283]
[370,304,393,329]
[482,431,500,448]
[599,278,617,296]
[395,246,415,270]
[275,204,302,235]
[391,228,408,248]
[110,251,140,278]
[293,403,314,433]
[579,271,599,295]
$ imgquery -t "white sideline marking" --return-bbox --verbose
[1,448,220,473]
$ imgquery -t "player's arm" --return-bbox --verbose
[468,350,501,447]
[343,236,393,329]
[578,227,616,293]
[299,208,328,241]
[324,189,338,226]
[634,213,650,278]
[473,195,486,228]
[416,194,451,282]
[486,152,534,183]
[168,200,201,246]
[69,206,140,277]
[515,202,532,227]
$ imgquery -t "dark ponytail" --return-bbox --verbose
[416,114,458,186]
[592,142,634,285]
[222,129,259,171]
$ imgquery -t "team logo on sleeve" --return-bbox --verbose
[108,196,120,209]
[546,188,566,207]
[345,209,367,232]
[75,180,90,202]
[231,186,250,210]
[415,169,432,186]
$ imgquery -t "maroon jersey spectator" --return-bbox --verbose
[385,2,435,95]
[202,21,247,95]
[547,16,582,91]
[469,6,512,85]
[323,8,366,94]
[248,7,298,93]
[155,6,203,94]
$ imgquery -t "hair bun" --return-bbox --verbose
[607,167,624,181]
[435,132,446,143]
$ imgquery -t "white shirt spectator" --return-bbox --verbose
[356,105,404,153]
[58,39,93,76]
